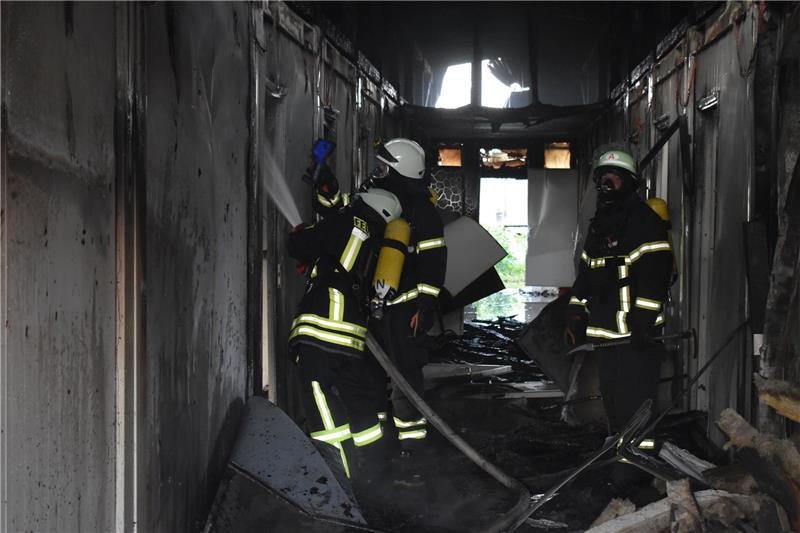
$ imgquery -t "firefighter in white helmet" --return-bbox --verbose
[288,188,402,489]
[366,137,447,487]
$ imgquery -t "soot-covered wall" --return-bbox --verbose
[1,2,251,530]
[1,3,117,530]
[2,1,408,529]
[141,3,249,530]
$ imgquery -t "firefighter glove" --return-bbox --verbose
[564,310,587,348]
[410,296,437,338]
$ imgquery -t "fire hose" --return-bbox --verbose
[365,333,531,533]
[367,322,747,531]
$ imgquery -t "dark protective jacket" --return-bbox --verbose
[288,204,385,358]
[314,174,447,310]
[569,195,673,340]
[374,178,446,311]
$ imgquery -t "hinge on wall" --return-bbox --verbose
[654,113,672,131]
[697,90,719,112]
[265,77,286,100]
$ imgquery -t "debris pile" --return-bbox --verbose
[413,312,800,532]
[586,486,786,533]
[574,375,800,532]
[429,317,546,382]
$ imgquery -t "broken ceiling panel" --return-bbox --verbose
[402,99,609,141]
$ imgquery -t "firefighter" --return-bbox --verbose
[311,162,352,216]
[288,188,402,485]
[564,146,673,434]
[368,138,447,485]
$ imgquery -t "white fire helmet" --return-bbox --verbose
[355,188,402,223]
[375,138,426,180]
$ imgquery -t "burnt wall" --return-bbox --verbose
[761,4,800,436]
[140,3,250,530]
[1,1,412,529]
[260,8,319,414]
[1,2,255,530]
[1,2,117,530]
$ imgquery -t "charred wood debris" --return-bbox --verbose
[424,318,800,532]
[429,317,543,381]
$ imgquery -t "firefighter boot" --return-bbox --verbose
[391,439,426,487]
[353,438,390,487]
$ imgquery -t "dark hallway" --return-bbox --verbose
[2,2,800,532]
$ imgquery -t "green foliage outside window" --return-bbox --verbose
[483,224,527,289]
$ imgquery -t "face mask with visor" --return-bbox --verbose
[362,140,397,187]
[594,168,635,207]
[367,161,391,181]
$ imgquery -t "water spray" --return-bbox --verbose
[262,149,303,227]
[261,139,337,227]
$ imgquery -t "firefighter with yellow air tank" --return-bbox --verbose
[364,138,447,487]
[287,187,403,486]
[312,137,447,487]
[564,146,674,438]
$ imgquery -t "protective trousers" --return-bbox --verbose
[297,347,386,480]
[597,342,663,433]
[381,303,429,444]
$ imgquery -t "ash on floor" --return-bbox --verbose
[355,318,669,532]
[355,315,731,532]
[356,384,669,532]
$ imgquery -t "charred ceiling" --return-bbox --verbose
[398,99,609,143]
[286,2,711,143]
[292,1,699,108]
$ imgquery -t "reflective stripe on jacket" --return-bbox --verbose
[288,207,383,357]
[570,199,673,340]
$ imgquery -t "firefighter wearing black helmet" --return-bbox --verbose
[564,147,673,433]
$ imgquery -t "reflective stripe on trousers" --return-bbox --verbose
[310,381,352,477]
[351,422,383,447]
[393,416,427,440]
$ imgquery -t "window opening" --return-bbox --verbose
[544,142,571,169]
[465,177,558,323]
[480,147,527,170]
[481,58,529,108]
[462,178,530,322]
[436,62,472,109]
[435,59,530,109]
[438,145,463,167]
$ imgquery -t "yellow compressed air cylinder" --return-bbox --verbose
[646,197,677,279]
[645,197,669,221]
[372,218,411,299]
